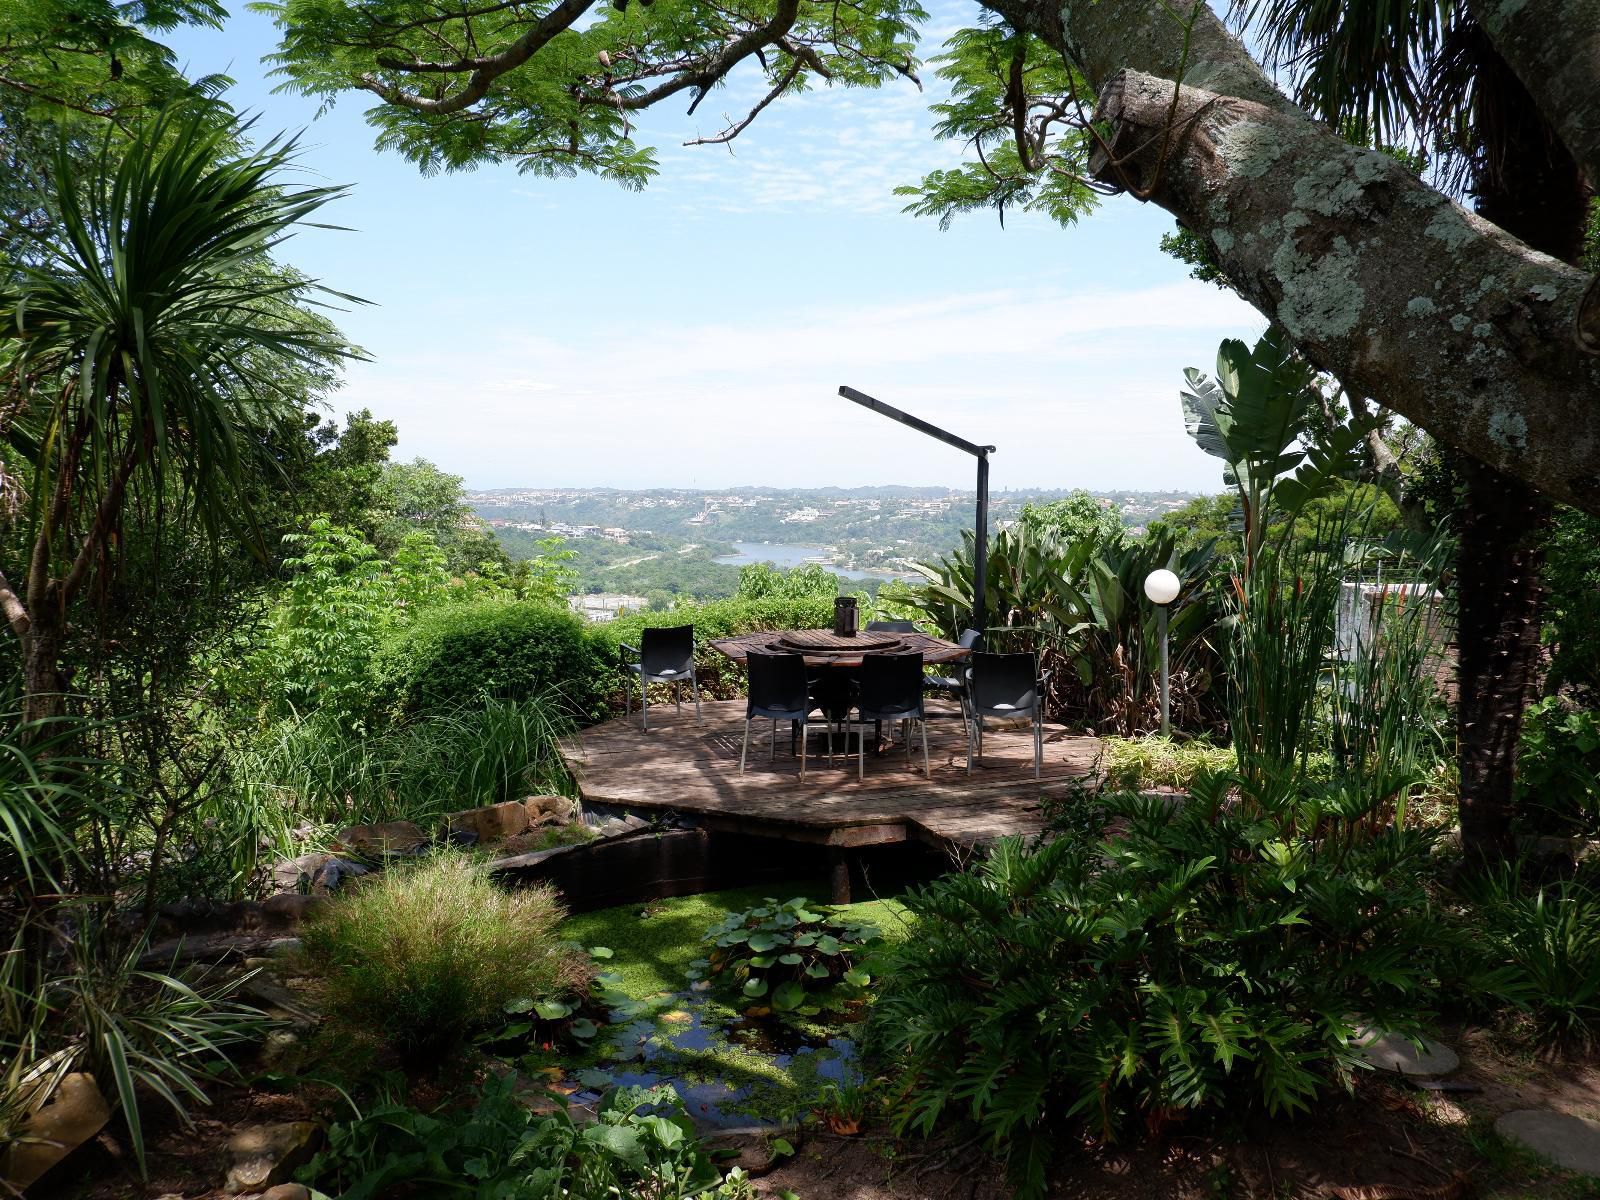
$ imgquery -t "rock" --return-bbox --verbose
[272,852,332,893]
[334,821,428,859]
[259,1028,309,1071]
[1496,1110,1600,1175]
[1354,1028,1459,1076]
[311,858,369,893]
[0,1073,112,1191]
[524,794,575,824]
[262,893,323,930]
[261,1186,313,1200]
[224,1121,323,1194]
[448,800,531,844]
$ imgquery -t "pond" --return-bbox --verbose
[713,541,915,582]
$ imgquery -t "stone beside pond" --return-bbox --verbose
[1495,1110,1600,1176]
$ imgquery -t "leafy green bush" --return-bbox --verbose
[1099,736,1236,790]
[375,600,614,722]
[871,783,1446,1198]
[1514,697,1600,837]
[694,897,879,1015]
[1462,866,1600,1048]
[298,855,591,1061]
[603,596,836,699]
[303,1073,761,1200]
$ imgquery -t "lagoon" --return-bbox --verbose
[713,541,914,582]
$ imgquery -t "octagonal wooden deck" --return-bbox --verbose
[563,698,1103,857]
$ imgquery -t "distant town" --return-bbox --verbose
[469,486,1207,613]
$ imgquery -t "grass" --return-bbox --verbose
[561,881,914,1002]
[1099,735,1236,790]
[299,853,592,1061]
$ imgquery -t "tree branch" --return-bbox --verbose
[0,567,30,639]
[977,0,1600,514]
[357,0,598,115]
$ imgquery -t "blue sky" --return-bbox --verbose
[165,1,1264,493]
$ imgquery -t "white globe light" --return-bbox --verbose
[1144,568,1181,605]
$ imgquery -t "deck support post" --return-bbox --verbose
[829,848,852,904]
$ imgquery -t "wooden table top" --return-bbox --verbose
[708,628,971,668]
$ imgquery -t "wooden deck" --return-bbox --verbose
[565,699,1103,855]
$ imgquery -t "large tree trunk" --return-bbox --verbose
[1452,53,1585,865]
[982,0,1600,513]
[1466,0,1600,192]
[1454,461,1550,865]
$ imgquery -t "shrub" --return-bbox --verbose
[374,600,613,723]
[2,919,266,1178]
[1099,736,1236,790]
[603,596,837,700]
[1513,697,1600,837]
[1462,865,1600,1048]
[693,896,879,1015]
[871,781,1446,1199]
[302,1073,761,1200]
[298,855,591,1060]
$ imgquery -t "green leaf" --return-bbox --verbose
[772,981,806,1011]
[743,978,769,998]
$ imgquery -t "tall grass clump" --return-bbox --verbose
[1462,865,1600,1049]
[222,695,574,886]
[298,855,591,1061]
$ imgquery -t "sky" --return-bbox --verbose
[164,1,1266,494]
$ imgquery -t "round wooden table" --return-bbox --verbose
[708,628,971,668]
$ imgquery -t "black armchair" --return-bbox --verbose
[865,619,917,633]
[924,628,983,720]
[853,652,929,780]
[620,624,701,731]
[965,651,1050,780]
[741,651,834,779]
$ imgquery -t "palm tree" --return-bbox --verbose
[0,109,356,726]
[1231,0,1590,865]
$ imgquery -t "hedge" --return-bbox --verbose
[374,601,614,724]
[375,595,840,727]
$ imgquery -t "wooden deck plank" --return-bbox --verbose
[563,699,1100,853]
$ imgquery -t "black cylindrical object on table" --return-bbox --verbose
[833,596,858,637]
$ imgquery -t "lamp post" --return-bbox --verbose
[838,386,995,633]
[1144,568,1180,737]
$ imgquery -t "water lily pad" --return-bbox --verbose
[772,981,806,1011]
[743,978,768,998]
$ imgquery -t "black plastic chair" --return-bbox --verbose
[620,625,700,731]
[852,652,929,780]
[924,628,983,720]
[966,651,1050,781]
[741,651,833,779]
[866,619,917,633]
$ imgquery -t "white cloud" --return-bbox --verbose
[333,279,1264,491]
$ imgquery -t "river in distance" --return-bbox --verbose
[712,542,916,582]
